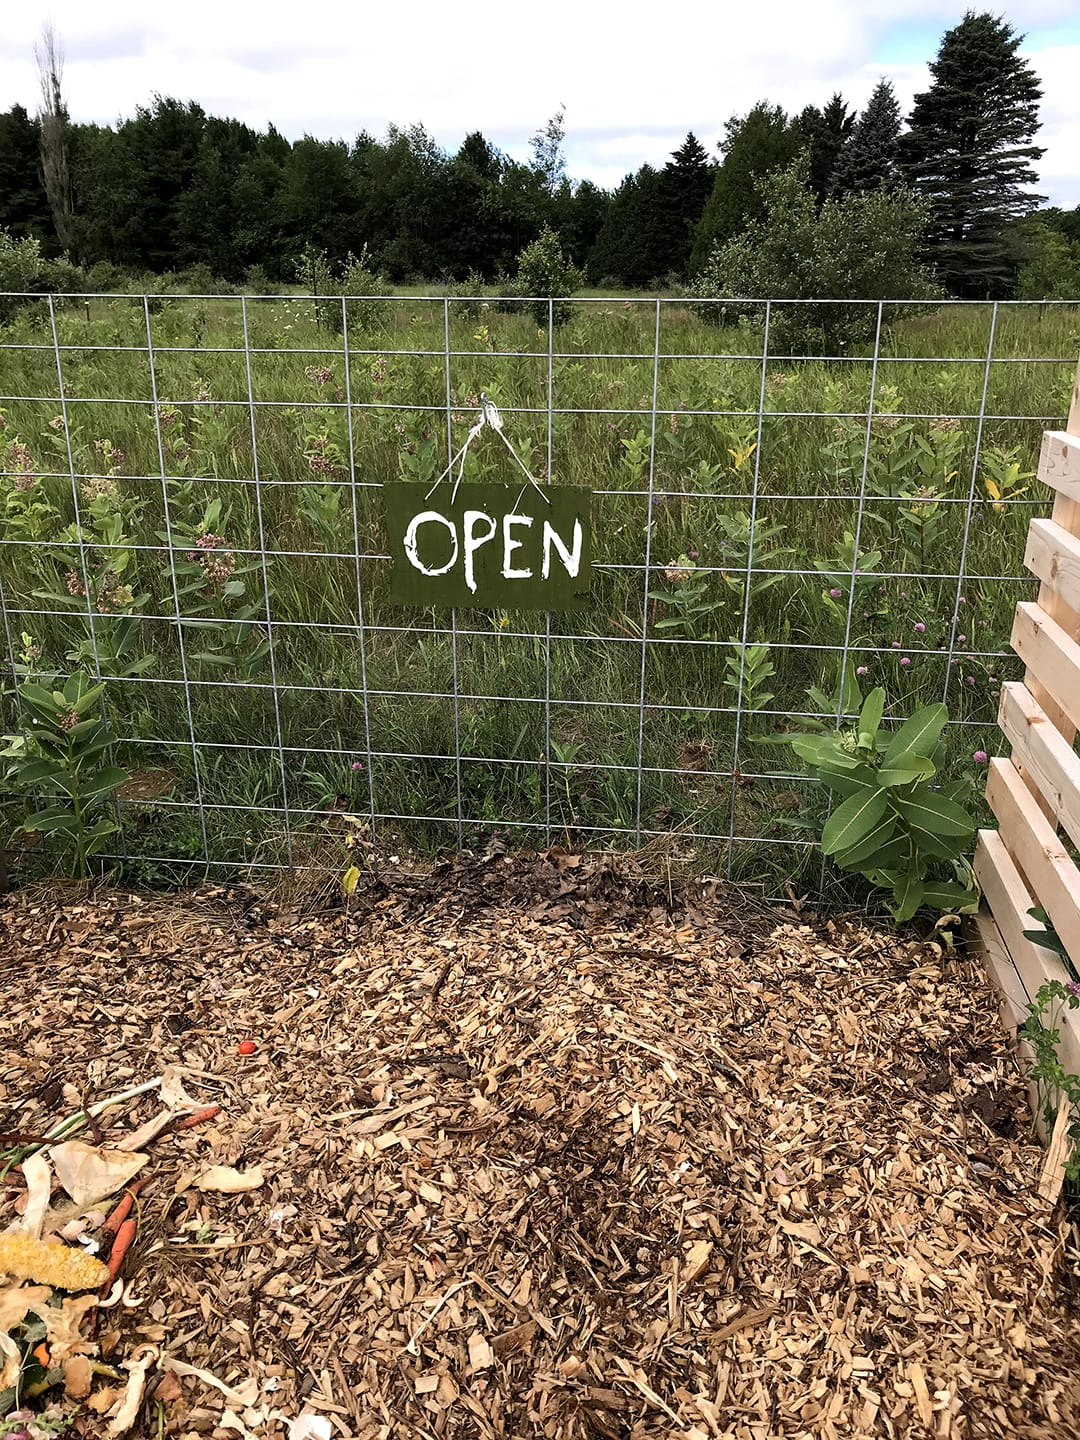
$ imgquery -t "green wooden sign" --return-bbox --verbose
[383,483,592,610]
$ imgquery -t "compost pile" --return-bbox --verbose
[1,855,1078,1439]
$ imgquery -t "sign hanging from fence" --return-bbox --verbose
[384,482,592,610]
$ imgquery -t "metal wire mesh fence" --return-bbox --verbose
[0,291,1077,891]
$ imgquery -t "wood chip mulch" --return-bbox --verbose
[2,857,1079,1439]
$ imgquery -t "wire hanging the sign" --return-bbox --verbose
[425,392,550,507]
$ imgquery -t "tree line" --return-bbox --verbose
[1,11,1077,301]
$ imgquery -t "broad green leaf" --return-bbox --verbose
[922,882,979,914]
[23,808,79,834]
[792,736,863,769]
[877,754,936,788]
[821,787,889,857]
[18,682,60,710]
[817,762,877,797]
[894,788,974,838]
[891,871,925,923]
[79,766,130,799]
[881,704,949,774]
[903,823,965,863]
[857,688,885,749]
[15,757,64,784]
[71,683,106,714]
[835,813,897,869]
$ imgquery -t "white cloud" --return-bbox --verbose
[0,0,1075,204]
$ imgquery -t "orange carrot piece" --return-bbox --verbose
[173,1105,220,1130]
[104,1216,137,1287]
[101,1177,148,1237]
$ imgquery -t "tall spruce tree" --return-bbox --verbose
[656,133,714,277]
[831,79,901,196]
[588,166,667,286]
[900,10,1044,297]
[795,93,855,200]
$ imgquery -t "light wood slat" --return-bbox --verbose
[974,907,1032,1031]
[985,758,1080,970]
[1037,431,1080,502]
[998,681,1080,852]
[1022,364,1080,758]
[972,830,1080,1079]
[1010,601,1080,735]
[1024,517,1080,615]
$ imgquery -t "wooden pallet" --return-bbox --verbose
[974,359,1080,1104]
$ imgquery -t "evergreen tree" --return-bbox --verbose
[690,104,801,272]
[900,10,1044,297]
[831,80,901,195]
[657,133,714,277]
[559,179,610,270]
[0,106,51,241]
[795,93,855,200]
[588,166,667,286]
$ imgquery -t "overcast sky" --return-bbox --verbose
[3,1,1078,206]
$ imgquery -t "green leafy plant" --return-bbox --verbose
[1020,980,1080,1180]
[648,556,725,640]
[714,509,792,605]
[981,445,1035,512]
[161,500,271,678]
[723,641,776,722]
[3,672,128,877]
[772,688,978,920]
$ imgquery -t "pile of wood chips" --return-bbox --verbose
[2,855,1079,1439]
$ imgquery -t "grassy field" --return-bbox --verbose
[1,290,1078,892]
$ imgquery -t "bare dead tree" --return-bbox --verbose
[35,22,75,253]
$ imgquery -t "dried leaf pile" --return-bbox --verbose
[2,858,1079,1439]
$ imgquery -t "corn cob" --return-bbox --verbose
[0,1233,109,1291]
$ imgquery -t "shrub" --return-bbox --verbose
[690,158,940,354]
[244,263,279,296]
[331,245,392,335]
[506,225,584,328]
[445,272,491,319]
[0,229,45,324]
[83,260,131,293]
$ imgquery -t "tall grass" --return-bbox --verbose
[1,291,1077,891]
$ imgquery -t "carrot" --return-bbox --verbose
[103,1216,137,1288]
[173,1105,220,1130]
[101,1178,148,1237]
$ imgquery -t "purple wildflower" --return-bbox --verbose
[973,750,989,764]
